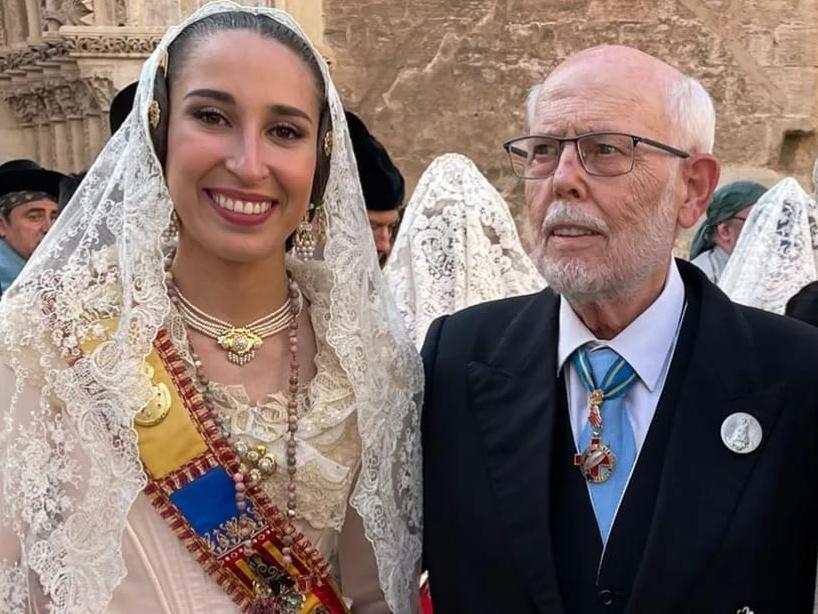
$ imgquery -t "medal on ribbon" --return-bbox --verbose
[571,347,638,484]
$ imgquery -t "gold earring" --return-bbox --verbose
[148,100,161,129]
[323,131,333,157]
[293,206,319,260]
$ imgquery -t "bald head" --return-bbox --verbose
[527,45,715,154]
[550,46,684,91]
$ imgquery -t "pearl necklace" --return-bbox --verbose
[173,281,303,366]
[167,272,315,607]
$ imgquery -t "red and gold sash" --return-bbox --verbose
[132,330,348,613]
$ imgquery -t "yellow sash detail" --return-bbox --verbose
[78,318,206,479]
[135,348,207,478]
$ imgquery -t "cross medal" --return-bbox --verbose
[573,389,616,483]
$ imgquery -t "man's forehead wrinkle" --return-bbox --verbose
[532,88,663,137]
[532,59,673,139]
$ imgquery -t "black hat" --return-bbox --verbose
[345,111,405,212]
[0,159,65,201]
[109,82,138,135]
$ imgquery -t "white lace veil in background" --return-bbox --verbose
[383,153,544,348]
[718,176,818,315]
[0,3,422,612]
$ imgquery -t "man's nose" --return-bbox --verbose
[551,142,588,201]
[373,227,391,252]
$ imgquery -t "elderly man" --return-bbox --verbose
[422,46,818,613]
[0,159,64,293]
[689,180,767,282]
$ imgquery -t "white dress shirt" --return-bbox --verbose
[557,261,686,453]
[690,245,730,284]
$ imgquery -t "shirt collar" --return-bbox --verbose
[0,239,26,292]
[557,260,686,391]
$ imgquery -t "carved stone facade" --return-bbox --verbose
[0,0,324,171]
[1,0,816,216]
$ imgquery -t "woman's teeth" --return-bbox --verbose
[211,192,272,215]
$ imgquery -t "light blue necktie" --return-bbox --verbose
[573,346,639,543]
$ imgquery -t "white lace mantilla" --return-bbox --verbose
[0,3,423,613]
[719,177,818,314]
[384,153,544,347]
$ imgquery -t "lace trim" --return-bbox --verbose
[384,153,544,347]
[719,177,818,314]
[0,4,423,612]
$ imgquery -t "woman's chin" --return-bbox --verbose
[180,237,288,266]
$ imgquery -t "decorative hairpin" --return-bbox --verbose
[148,100,161,129]
[158,49,169,78]
[323,130,333,157]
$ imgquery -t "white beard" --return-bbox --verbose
[533,173,678,303]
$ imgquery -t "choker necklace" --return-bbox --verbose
[170,276,303,366]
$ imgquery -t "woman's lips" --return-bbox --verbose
[205,189,277,226]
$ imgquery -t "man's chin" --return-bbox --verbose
[538,257,617,299]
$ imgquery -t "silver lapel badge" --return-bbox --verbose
[721,412,762,454]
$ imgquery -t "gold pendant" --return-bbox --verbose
[218,327,263,366]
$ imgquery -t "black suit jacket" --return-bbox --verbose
[422,260,818,613]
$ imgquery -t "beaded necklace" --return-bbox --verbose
[166,269,308,585]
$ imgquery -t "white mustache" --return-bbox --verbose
[542,201,609,236]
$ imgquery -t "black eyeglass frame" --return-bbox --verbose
[502,131,691,179]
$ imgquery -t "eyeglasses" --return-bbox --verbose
[502,132,690,180]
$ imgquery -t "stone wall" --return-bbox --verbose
[326,0,818,241]
[2,0,816,237]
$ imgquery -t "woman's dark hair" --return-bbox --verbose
[150,11,332,207]
[58,171,87,209]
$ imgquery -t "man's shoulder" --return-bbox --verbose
[438,289,551,337]
[735,302,818,365]
[423,289,555,364]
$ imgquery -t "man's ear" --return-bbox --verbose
[715,221,732,243]
[0,214,9,239]
[677,153,720,229]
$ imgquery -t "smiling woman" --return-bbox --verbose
[0,4,422,614]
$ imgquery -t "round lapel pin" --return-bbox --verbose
[721,412,762,454]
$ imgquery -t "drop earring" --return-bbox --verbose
[293,206,317,260]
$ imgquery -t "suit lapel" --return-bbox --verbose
[627,261,787,612]
[468,289,565,614]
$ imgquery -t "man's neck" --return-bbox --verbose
[566,260,671,340]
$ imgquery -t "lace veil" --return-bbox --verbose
[383,153,544,348]
[718,176,818,315]
[0,3,423,612]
